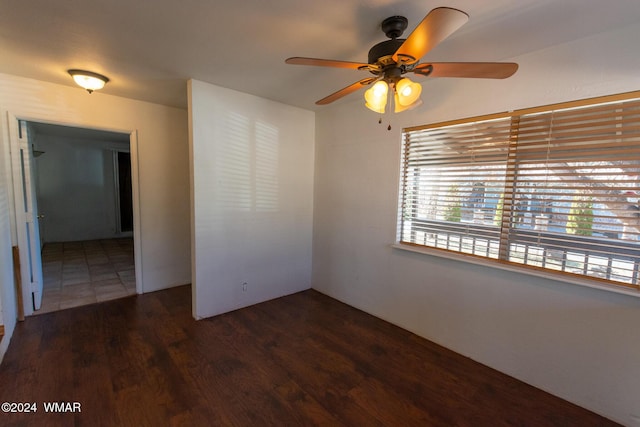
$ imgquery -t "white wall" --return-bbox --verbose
[313,23,640,426]
[34,134,129,243]
[0,74,191,361]
[188,79,314,319]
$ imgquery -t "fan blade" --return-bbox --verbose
[316,77,377,105]
[415,62,519,79]
[286,57,369,70]
[393,7,469,63]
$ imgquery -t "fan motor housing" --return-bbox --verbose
[368,39,405,65]
[381,15,408,38]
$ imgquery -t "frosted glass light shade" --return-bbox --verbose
[364,80,388,113]
[395,78,422,107]
[394,94,423,113]
[68,69,109,93]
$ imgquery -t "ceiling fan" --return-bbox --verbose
[285,7,518,113]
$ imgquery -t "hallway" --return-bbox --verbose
[37,238,136,314]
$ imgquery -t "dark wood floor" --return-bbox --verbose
[0,285,618,427]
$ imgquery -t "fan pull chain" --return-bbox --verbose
[376,117,392,130]
[387,89,393,130]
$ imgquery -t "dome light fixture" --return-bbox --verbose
[68,69,109,93]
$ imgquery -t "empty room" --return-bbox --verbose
[0,1,639,426]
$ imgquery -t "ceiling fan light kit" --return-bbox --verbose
[67,69,109,93]
[285,7,518,115]
[363,76,422,114]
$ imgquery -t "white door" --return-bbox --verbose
[10,118,44,313]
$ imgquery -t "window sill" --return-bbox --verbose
[391,243,640,299]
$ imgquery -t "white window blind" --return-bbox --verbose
[399,94,640,290]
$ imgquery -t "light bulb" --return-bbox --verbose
[364,81,388,113]
[395,78,422,107]
[372,81,388,96]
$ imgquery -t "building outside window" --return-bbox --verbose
[398,93,640,290]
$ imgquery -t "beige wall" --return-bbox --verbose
[0,74,191,360]
[313,23,640,426]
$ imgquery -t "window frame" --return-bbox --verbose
[395,90,640,296]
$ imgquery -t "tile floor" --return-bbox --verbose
[37,238,136,314]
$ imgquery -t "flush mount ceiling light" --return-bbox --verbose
[67,69,109,93]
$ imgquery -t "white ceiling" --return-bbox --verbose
[1,0,640,111]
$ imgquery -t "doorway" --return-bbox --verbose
[9,116,142,316]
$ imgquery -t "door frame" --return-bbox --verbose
[6,112,143,316]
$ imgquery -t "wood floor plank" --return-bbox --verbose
[226,309,375,426]
[0,285,620,426]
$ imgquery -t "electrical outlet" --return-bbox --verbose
[242,282,247,292]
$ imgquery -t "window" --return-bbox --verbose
[398,92,640,291]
